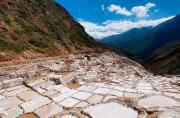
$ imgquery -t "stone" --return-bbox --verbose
[0,89,6,94]
[0,94,5,101]
[35,103,63,118]
[166,89,179,93]
[6,106,23,118]
[62,73,77,84]
[103,95,118,102]
[40,81,55,89]
[77,85,87,91]
[136,82,153,90]
[125,88,137,93]
[0,81,3,89]
[53,90,78,103]
[124,92,138,98]
[87,94,103,104]
[0,20,6,29]
[75,101,89,108]
[20,96,51,113]
[47,85,64,91]
[6,85,25,92]
[33,87,46,93]
[104,84,114,89]
[43,90,58,97]
[48,74,63,81]
[0,108,7,118]
[138,95,180,109]
[138,89,159,94]
[83,102,138,118]
[61,114,77,118]
[82,85,97,92]
[108,90,123,97]
[28,79,46,87]
[164,92,180,99]
[17,91,40,101]
[2,78,24,88]
[93,87,110,95]
[158,109,180,118]
[93,83,105,87]
[84,71,97,80]
[59,97,79,108]
[72,92,92,100]
[3,87,30,97]
[0,96,23,110]
[46,62,64,71]
[55,86,71,94]
[78,81,85,85]
[114,86,126,91]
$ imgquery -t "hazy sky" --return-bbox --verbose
[55,0,180,39]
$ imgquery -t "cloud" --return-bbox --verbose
[108,4,132,16]
[131,2,156,17]
[145,2,156,9]
[154,9,160,12]
[107,2,156,17]
[79,16,174,39]
[102,5,105,11]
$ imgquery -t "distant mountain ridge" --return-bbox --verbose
[100,15,180,59]
[99,27,153,58]
[0,0,98,61]
[100,14,180,75]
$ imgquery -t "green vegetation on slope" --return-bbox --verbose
[0,0,97,61]
[144,41,180,75]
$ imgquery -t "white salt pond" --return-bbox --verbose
[83,102,138,118]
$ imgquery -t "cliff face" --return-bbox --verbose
[0,0,97,61]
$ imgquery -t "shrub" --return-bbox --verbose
[0,37,23,52]
[29,39,48,49]
[0,5,7,15]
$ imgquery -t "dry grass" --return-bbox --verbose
[20,113,39,118]
[67,82,81,89]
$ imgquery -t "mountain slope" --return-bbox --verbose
[99,27,153,58]
[144,41,180,75]
[0,0,97,61]
[140,14,180,58]
[100,15,180,59]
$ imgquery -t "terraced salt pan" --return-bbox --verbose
[83,102,138,118]
[158,109,180,118]
[138,95,180,109]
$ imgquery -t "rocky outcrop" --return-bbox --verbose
[0,20,6,30]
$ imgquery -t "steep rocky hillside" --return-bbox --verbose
[0,0,97,61]
[144,41,180,75]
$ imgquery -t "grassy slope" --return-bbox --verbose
[144,41,180,75]
[0,0,97,61]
